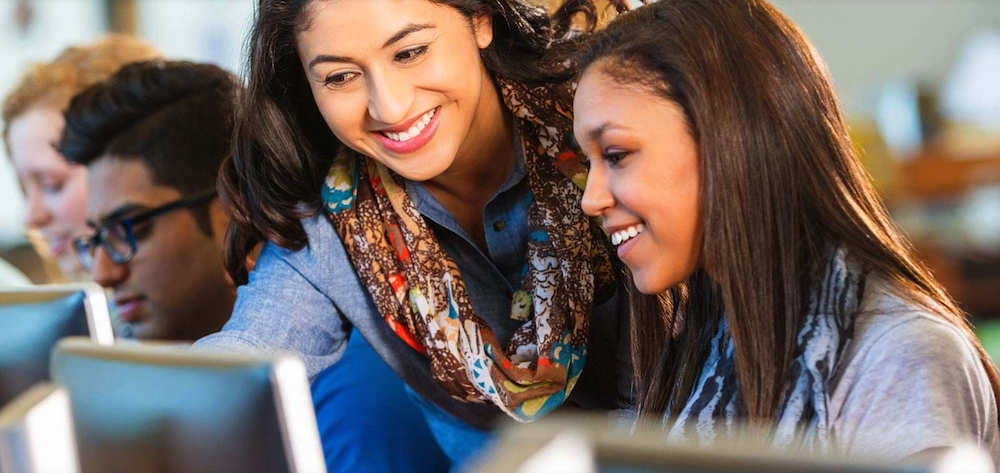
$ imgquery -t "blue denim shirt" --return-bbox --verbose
[196,151,633,461]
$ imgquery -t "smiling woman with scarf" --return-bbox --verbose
[573,0,1000,463]
[195,0,636,468]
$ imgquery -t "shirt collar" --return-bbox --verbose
[406,119,527,220]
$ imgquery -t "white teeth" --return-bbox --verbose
[610,223,645,247]
[381,108,437,142]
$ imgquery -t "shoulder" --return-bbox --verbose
[258,214,346,270]
[830,275,999,460]
[246,214,361,297]
[848,278,980,372]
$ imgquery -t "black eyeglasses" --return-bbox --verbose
[73,188,218,272]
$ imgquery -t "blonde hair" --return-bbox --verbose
[2,34,160,148]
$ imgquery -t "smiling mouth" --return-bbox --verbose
[378,108,437,142]
[610,223,645,246]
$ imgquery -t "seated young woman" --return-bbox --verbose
[571,0,999,462]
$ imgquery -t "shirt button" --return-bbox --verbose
[493,220,507,231]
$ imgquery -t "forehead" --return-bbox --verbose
[86,156,181,221]
[7,106,65,168]
[573,67,680,143]
[297,0,460,55]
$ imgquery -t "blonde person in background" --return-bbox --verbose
[2,35,160,283]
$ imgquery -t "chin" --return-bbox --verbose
[629,269,660,295]
[392,153,454,182]
[630,265,684,295]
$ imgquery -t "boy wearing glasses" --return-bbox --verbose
[56,59,450,473]
[58,60,235,341]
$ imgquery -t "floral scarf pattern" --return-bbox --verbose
[322,78,614,422]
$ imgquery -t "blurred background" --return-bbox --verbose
[1,0,999,349]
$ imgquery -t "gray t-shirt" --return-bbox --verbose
[827,277,999,463]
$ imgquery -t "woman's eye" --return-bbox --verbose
[40,179,64,195]
[602,151,629,165]
[324,71,359,87]
[395,46,428,63]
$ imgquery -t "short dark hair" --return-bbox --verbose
[59,60,238,234]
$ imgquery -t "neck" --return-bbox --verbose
[424,72,516,207]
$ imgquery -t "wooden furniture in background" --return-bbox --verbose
[893,148,1000,318]
[899,149,1000,199]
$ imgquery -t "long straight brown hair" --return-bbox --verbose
[577,0,1000,423]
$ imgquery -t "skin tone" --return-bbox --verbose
[7,105,90,280]
[297,0,516,251]
[85,156,234,341]
[575,66,704,294]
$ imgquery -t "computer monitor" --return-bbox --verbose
[0,284,113,407]
[467,414,994,473]
[51,338,326,473]
[0,383,80,473]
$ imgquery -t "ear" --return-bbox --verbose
[208,200,229,249]
[472,12,494,50]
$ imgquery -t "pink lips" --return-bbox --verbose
[115,296,145,323]
[49,238,69,256]
[616,232,641,260]
[372,107,441,154]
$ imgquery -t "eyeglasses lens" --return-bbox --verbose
[103,223,136,263]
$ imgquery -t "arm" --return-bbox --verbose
[195,241,350,379]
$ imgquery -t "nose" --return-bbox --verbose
[22,189,52,229]
[581,164,614,217]
[90,246,129,288]
[367,69,413,126]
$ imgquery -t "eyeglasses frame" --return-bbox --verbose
[73,188,219,271]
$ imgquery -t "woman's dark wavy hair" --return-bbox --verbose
[576,0,1000,424]
[221,0,635,284]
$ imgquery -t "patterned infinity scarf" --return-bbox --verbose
[322,78,615,422]
[665,245,867,450]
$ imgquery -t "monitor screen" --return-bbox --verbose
[467,416,989,473]
[50,339,325,473]
[0,384,80,473]
[0,285,113,407]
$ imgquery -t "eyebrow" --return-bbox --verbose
[90,203,149,228]
[585,122,629,143]
[382,23,434,49]
[306,22,435,71]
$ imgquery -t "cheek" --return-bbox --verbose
[431,47,478,84]
[312,88,368,141]
[659,170,703,282]
[626,167,703,292]
[57,178,89,226]
[132,230,199,302]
